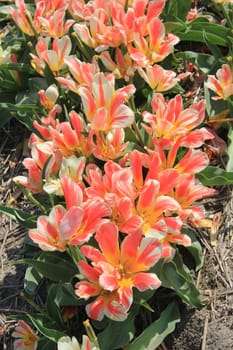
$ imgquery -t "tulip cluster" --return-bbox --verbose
[7,0,222,349]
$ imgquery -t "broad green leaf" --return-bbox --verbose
[0,79,20,90]
[38,339,56,350]
[0,102,40,112]
[52,283,84,306]
[134,288,156,310]
[226,125,233,172]
[202,34,224,59]
[127,302,180,350]
[125,127,139,144]
[98,306,138,350]
[171,20,230,46]
[24,266,43,295]
[0,205,37,228]
[0,5,14,16]
[182,229,202,271]
[154,254,202,307]
[46,284,64,328]
[16,90,39,106]
[163,0,193,21]
[0,63,34,74]
[16,252,78,282]
[197,166,233,186]
[15,113,39,132]
[27,314,65,342]
[177,29,229,47]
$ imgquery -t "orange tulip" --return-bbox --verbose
[206,64,233,100]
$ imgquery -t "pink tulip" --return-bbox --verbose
[13,320,38,350]
[206,64,233,100]
[38,8,74,38]
[29,177,110,250]
[9,0,39,36]
[138,64,181,91]
[78,72,135,131]
[128,18,179,66]
[143,94,211,149]
[30,35,72,75]
[75,222,161,321]
[89,129,129,161]
[38,84,59,110]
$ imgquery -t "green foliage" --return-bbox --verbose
[0,205,37,228]
[163,0,193,21]
[16,252,78,283]
[226,125,233,172]
[167,18,231,46]
[197,166,233,186]
[98,307,138,350]
[46,284,65,328]
[126,302,180,350]
[3,1,233,349]
[183,229,203,271]
[27,313,66,342]
[154,253,203,308]
[24,266,43,295]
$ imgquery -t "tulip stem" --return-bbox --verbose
[72,32,92,62]
[83,319,100,349]
[222,4,233,28]
[15,182,47,214]
[20,291,44,313]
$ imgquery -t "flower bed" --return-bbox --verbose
[0,1,233,349]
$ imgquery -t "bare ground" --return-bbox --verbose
[0,121,233,350]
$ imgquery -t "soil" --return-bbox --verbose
[165,217,233,350]
[0,121,233,350]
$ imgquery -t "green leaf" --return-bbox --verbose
[24,266,43,295]
[0,205,37,228]
[197,166,233,186]
[172,20,231,46]
[0,102,40,113]
[0,5,14,16]
[38,338,56,350]
[98,306,138,350]
[0,63,34,74]
[124,127,139,144]
[54,283,84,306]
[27,313,65,342]
[46,284,64,328]
[182,229,202,271]
[154,254,202,307]
[16,252,78,283]
[163,0,193,21]
[127,302,180,350]
[226,125,233,172]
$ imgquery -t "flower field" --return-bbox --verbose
[0,1,233,349]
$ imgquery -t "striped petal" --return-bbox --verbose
[95,222,120,265]
[133,272,161,291]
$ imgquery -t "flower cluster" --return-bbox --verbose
[7,0,222,349]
